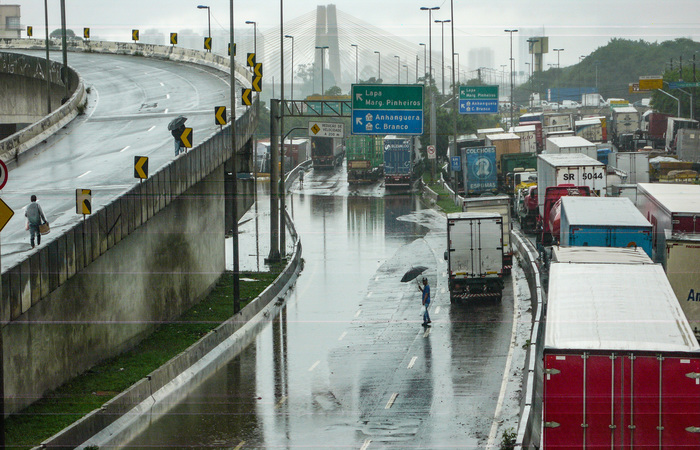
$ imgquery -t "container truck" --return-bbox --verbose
[346,135,384,184]
[542,185,591,245]
[677,128,700,163]
[611,105,640,134]
[476,127,504,140]
[444,212,504,302]
[451,136,486,194]
[542,112,573,130]
[485,133,520,172]
[543,262,700,449]
[518,112,543,125]
[608,151,650,184]
[500,153,537,188]
[581,93,606,107]
[559,196,653,256]
[551,245,653,264]
[574,118,605,143]
[311,136,344,169]
[519,121,544,151]
[545,136,597,159]
[642,111,670,148]
[665,117,699,152]
[636,183,700,262]
[508,125,537,153]
[461,146,498,195]
[383,136,413,188]
[462,195,512,272]
[664,231,700,336]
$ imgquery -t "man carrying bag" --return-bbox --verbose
[25,194,48,249]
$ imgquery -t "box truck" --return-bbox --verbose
[346,135,384,184]
[461,146,498,196]
[574,118,606,143]
[462,195,512,272]
[664,231,700,336]
[665,117,699,152]
[476,127,504,140]
[519,121,544,151]
[551,245,653,264]
[677,128,700,163]
[559,197,653,256]
[608,151,650,184]
[311,136,344,169]
[509,125,538,153]
[383,136,413,188]
[444,212,504,302]
[543,262,700,449]
[610,105,640,136]
[485,133,521,172]
[545,136,597,159]
[636,183,700,262]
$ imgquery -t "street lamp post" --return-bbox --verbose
[553,48,564,69]
[316,46,329,95]
[228,0,240,312]
[43,0,51,114]
[454,52,460,85]
[374,50,381,81]
[415,55,419,83]
[197,5,211,52]
[419,43,427,83]
[505,29,518,129]
[420,5,440,182]
[435,19,450,95]
[420,6,439,88]
[395,55,400,83]
[403,64,408,84]
[351,44,359,83]
[245,20,257,59]
[285,35,294,99]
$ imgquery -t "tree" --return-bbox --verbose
[50,28,76,38]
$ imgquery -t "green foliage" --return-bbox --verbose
[50,28,76,38]
[651,64,700,118]
[500,428,517,450]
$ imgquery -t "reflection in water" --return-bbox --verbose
[384,193,426,243]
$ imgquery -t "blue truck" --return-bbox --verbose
[559,196,653,257]
[384,135,412,188]
[461,146,498,196]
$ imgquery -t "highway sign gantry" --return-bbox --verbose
[459,85,499,114]
[76,189,92,215]
[0,199,14,233]
[242,89,252,106]
[134,156,149,179]
[180,128,193,148]
[215,106,227,125]
[351,84,424,135]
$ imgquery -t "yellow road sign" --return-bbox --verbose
[252,75,262,92]
[170,33,178,45]
[76,189,92,215]
[27,26,32,37]
[0,199,14,233]
[247,53,256,67]
[181,128,193,148]
[310,124,320,135]
[639,76,662,90]
[242,89,252,106]
[132,29,139,41]
[134,156,149,179]
[228,43,236,56]
[215,106,227,125]
[84,27,90,39]
[254,63,263,77]
[204,37,212,51]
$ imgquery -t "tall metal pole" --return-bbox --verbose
[316,46,328,94]
[374,50,381,80]
[421,6,439,181]
[450,0,457,183]
[415,55,419,83]
[285,35,294,99]
[435,19,450,95]
[279,0,286,257]
[505,29,518,130]
[60,0,68,100]
[395,55,400,83]
[419,43,426,83]
[43,0,51,114]
[351,44,358,83]
[268,99,280,262]
[229,0,240,311]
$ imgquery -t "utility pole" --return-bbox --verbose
[279,0,286,258]
[505,29,518,131]
[229,0,240,311]
[435,19,450,95]
[351,44,358,83]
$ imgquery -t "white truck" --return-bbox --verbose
[608,152,650,184]
[444,212,504,302]
[665,117,699,152]
[537,153,606,217]
[509,125,538,153]
[664,231,700,337]
[581,93,606,107]
[462,195,512,273]
[545,135,597,159]
[574,118,605,143]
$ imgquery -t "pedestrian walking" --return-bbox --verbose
[299,167,305,187]
[25,195,48,249]
[418,277,431,327]
[172,124,186,156]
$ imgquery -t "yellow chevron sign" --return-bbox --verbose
[83,27,90,39]
[76,189,92,215]
[252,75,262,92]
[0,199,14,233]
[170,33,178,45]
[204,37,212,51]
[254,63,263,77]
[180,127,193,148]
[242,89,252,106]
[134,156,149,179]
[247,53,256,67]
[215,106,227,125]
[27,26,32,37]
[228,43,236,56]
[132,29,139,41]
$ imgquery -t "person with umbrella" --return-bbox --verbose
[418,277,431,327]
[168,116,187,156]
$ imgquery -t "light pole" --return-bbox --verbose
[395,55,400,83]
[435,18,450,95]
[403,64,408,84]
[553,48,564,69]
[285,35,294,99]
[316,46,329,95]
[43,0,51,114]
[454,52,460,85]
[245,20,257,59]
[374,50,381,81]
[415,55,419,83]
[500,64,507,88]
[525,62,531,108]
[420,6,439,88]
[419,43,427,83]
[197,5,211,52]
[420,5,440,182]
[228,0,240,312]
[505,29,518,129]
[351,44,359,83]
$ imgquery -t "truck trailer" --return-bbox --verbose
[574,118,606,143]
[462,195,512,272]
[444,212,504,302]
[543,262,700,449]
[665,117,699,152]
[509,125,538,153]
[383,136,413,188]
[311,136,344,169]
[608,151,650,184]
[485,133,521,173]
[346,135,383,184]
[664,231,700,337]
[545,136,597,159]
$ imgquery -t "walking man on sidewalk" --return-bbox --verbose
[419,277,431,327]
[25,194,48,249]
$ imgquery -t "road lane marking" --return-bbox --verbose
[233,441,245,450]
[166,94,170,99]
[275,396,288,409]
[160,82,164,87]
[366,292,372,298]
[360,439,372,450]
[385,393,398,409]
[338,331,347,341]
[423,327,431,338]
[435,306,440,315]
[354,309,361,317]
[407,356,417,369]
[308,360,320,372]
[147,125,156,132]
[164,108,169,114]
[77,171,91,178]
[119,145,131,153]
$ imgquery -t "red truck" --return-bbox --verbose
[539,184,591,245]
[544,260,700,448]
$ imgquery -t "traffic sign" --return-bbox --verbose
[247,53,256,67]
[27,26,32,37]
[180,128,193,148]
[83,28,90,39]
[351,84,424,135]
[132,29,139,41]
[254,63,263,77]
[427,145,436,160]
[204,37,212,51]
[639,76,662,90]
[215,106,227,125]
[170,33,178,45]
[252,75,262,92]
[242,89,252,106]
[0,199,14,233]
[669,81,700,89]
[459,85,499,115]
[228,43,236,56]
[134,156,148,179]
[451,156,461,171]
[309,122,344,138]
[459,100,499,114]
[0,159,8,190]
[76,189,92,215]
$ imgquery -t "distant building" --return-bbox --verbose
[468,47,494,73]
[0,4,21,39]
[141,28,165,46]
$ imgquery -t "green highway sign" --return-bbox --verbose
[352,84,423,110]
[460,85,498,100]
[669,81,700,89]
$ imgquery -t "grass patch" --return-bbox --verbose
[422,174,461,214]
[5,268,283,449]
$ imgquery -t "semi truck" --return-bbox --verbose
[485,133,520,173]
[608,151,650,184]
[461,146,498,196]
[444,212,504,302]
[543,261,700,449]
[664,231,700,337]
[559,197,653,256]
[544,136,597,159]
[641,111,670,148]
[508,125,537,153]
[462,195,512,272]
[519,121,544,151]
[383,136,412,188]
[311,136,344,169]
[346,135,384,184]
[610,105,640,147]
[574,118,606,143]
[665,117,699,152]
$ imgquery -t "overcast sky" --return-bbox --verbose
[11,0,700,70]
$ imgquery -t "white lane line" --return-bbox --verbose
[385,393,399,409]
[423,327,431,338]
[487,276,521,447]
[360,439,372,450]
[308,360,320,372]
[160,82,164,87]
[366,292,372,298]
[232,441,245,450]
[435,306,441,315]
[164,108,169,114]
[147,125,156,132]
[77,171,91,178]
[354,309,362,317]
[407,356,418,369]
[441,287,446,294]
[338,331,347,341]
[119,145,131,153]
[275,396,288,409]
[166,94,170,99]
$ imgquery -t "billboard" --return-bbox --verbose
[462,146,497,195]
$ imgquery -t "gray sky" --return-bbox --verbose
[12,0,700,71]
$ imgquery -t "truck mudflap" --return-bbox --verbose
[451,291,502,301]
[503,252,513,274]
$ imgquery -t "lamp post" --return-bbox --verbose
[454,52,460,85]
[419,6,439,88]
[415,55,419,83]
[228,0,240,312]
[505,29,518,129]
[403,64,408,84]
[351,44,359,83]
[395,55,400,83]
[43,0,51,114]
[525,62,531,108]
[435,18,450,95]
[316,46,329,95]
[553,48,564,69]
[245,20,257,58]
[197,5,211,52]
[284,35,294,99]
[420,5,439,182]
[419,43,426,83]
[374,50,381,81]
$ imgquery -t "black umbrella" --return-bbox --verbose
[168,115,187,131]
[401,265,428,282]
